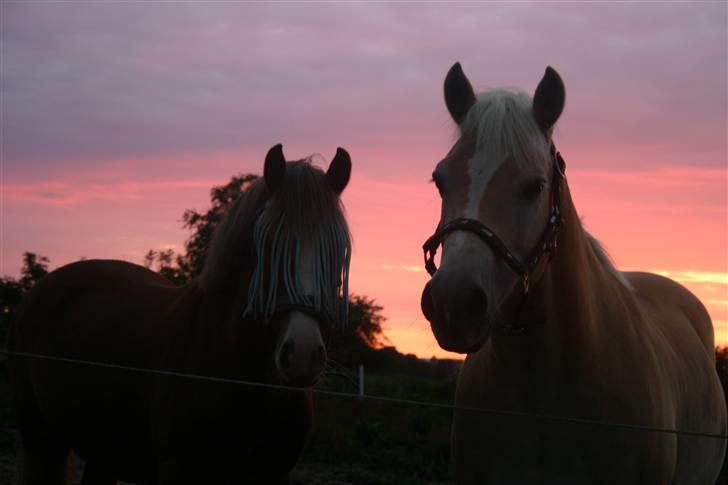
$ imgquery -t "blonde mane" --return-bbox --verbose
[585,230,633,290]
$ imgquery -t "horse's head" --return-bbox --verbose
[421,63,566,353]
[246,144,352,386]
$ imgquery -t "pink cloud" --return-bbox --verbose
[4,179,218,207]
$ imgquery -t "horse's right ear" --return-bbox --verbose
[264,144,286,192]
[444,62,476,125]
[533,66,565,134]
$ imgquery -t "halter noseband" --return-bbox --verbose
[422,143,566,297]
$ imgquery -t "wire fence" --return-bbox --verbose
[2,349,726,441]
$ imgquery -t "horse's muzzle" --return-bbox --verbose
[421,277,491,354]
[274,310,327,387]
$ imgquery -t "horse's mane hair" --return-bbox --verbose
[200,158,351,324]
[200,178,268,293]
[585,231,633,290]
[460,89,552,173]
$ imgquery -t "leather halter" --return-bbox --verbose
[422,143,566,298]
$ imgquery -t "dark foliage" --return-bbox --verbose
[0,252,49,347]
[144,174,258,283]
[142,248,189,286]
[716,347,728,482]
[17,253,49,291]
[328,295,388,367]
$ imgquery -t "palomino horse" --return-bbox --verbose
[8,144,352,484]
[420,63,726,483]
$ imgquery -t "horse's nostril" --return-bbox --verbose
[468,287,488,318]
[279,339,295,369]
[310,346,326,367]
[421,282,436,322]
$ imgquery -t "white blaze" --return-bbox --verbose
[441,148,506,267]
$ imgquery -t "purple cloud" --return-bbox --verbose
[1,2,725,182]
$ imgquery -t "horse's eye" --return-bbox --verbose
[431,171,445,196]
[521,179,546,200]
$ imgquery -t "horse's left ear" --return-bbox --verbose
[326,148,351,195]
[533,66,565,134]
[264,144,287,192]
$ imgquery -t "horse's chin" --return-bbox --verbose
[430,320,491,354]
[280,374,320,389]
[267,366,321,389]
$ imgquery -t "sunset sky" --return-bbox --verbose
[2,2,726,359]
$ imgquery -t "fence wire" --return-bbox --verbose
[1,349,726,441]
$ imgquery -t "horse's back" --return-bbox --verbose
[10,259,180,363]
[8,259,183,480]
[625,271,716,359]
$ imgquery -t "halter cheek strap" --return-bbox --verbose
[422,144,566,298]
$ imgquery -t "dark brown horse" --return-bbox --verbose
[421,63,726,483]
[8,144,352,484]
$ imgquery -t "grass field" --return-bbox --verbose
[296,372,457,484]
[0,359,459,484]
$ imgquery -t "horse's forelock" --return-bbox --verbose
[445,89,553,220]
[243,160,351,324]
[460,89,552,175]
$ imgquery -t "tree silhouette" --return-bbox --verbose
[143,249,188,286]
[327,295,389,366]
[18,252,49,291]
[1,252,50,346]
[181,174,258,278]
[144,174,258,283]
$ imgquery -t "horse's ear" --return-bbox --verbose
[264,144,286,192]
[326,147,351,195]
[444,62,476,125]
[533,66,565,134]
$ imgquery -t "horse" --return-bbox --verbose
[420,63,726,484]
[8,143,352,484]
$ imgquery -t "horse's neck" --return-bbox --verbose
[170,273,258,373]
[196,251,255,322]
[497,184,640,364]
